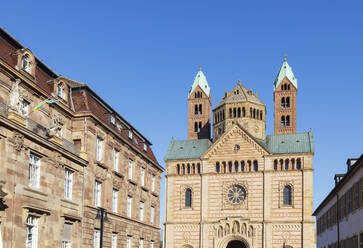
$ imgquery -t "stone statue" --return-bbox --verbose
[49,115,63,137]
[9,79,23,113]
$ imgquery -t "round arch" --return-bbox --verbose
[218,235,250,248]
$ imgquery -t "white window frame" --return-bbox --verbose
[151,174,155,192]
[150,206,155,225]
[29,154,40,188]
[114,149,119,171]
[64,169,73,200]
[93,229,100,248]
[61,241,71,248]
[139,239,143,248]
[140,167,145,187]
[128,159,133,180]
[150,241,154,248]
[139,201,144,222]
[111,233,117,248]
[96,137,103,162]
[21,100,29,116]
[127,196,132,218]
[126,236,131,248]
[26,215,38,248]
[22,55,31,73]
[94,181,101,207]
[143,143,147,151]
[57,84,64,98]
[128,130,133,139]
[112,188,118,213]
[110,115,115,125]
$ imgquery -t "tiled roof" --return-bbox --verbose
[164,138,212,161]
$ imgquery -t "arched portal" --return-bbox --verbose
[226,240,247,248]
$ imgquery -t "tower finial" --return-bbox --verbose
[199,64,202,71]
[283,54,288,61]
[238,79,241,85]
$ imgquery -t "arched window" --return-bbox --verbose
[232,221,240,234]
[242,107,246,117]
[234,161,239,172]
[286,97,290,108]
[250,108,252,118]
[247,160,251,172]
[199,122,202,131]
[233,108,236,118]
[182,164,185,175]
[229,108,232,118]
[195,104,198,114]
[253,109,256,119]
[253,160,258,171]
[285,159,289,170]
[256,110,259,120]
[286,116,290,126]
[177,164,180,175]
[222,110,225,120]
[199,104,202,114]
[194,122,198,132]
[280,159,284,170]
[218,226,223,238]
[274,160,278,170]
[291,159,295,170]
[281,97,285,108]
[185,188,192,207]
[228,161,232,173]
[22,54,31,73]
[287,84,291,90]
[222,161,226,173]
[225,223,230,235]
[197,163,200,174]
[237,107,241,117]
[195,92,197,98]
[283,185,292,205]
[296,158,302,170]
[216,162,220,173]
[187,164,191,174]
[241,161,245,172]
[260,111,263,120]
[57,83,64,98]
[192,164,195,174]
[281,116,285,127]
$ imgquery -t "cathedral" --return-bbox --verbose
[163,59,315,248]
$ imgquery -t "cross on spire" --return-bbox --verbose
[283,54,288,61]
[199,64,202,71]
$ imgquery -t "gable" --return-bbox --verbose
[202,124,269,160]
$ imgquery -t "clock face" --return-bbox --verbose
[227,185,246,204]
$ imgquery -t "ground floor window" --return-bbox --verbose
[26,215,38,248]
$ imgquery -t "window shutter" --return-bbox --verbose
[62,223,72,242]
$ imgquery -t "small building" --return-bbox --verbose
[313,154,363,248]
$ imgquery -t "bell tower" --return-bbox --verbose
[188,65,211,140]
[274,56,298,134]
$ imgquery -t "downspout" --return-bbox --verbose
[81,117,87,248]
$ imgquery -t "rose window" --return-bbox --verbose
[227,185,246,204]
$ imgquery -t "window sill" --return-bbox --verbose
[151,192,159,197]
[113,171,124,178]
[128,179,137,185]
[96,161,107,169]
[141,186,149,192]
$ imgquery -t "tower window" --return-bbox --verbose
[234,161,239,172]
[296,158,302,170]
[237,108,241,118]
[177,164,180,175]
[281,97,286,108]
[197,163,200,174]
[274,160,278,170]
[242,107,246,117]
[247,160,251,171]
[22,54,31,73]
[199,122,202,132]
[194,122,198,132]
[281,116,285,127]
[250,108,252,118]
[286,97,290,108]
[216,162,220,173]
[228,161,232,173]
[233,108,236,118]
[185,188,192,207]
[253,109,256,119]
[283,185,292,205]
[285,159,289,170]
[195,104,198,114]
[256,110,259,120]
[241,161,245,172]
[187,164,191,174]
[229,108,232,118]
[222,110,225,120]
[253,160,258,171]
[286,116,290,126]
[199,104,202,114]
[288,84,291,90]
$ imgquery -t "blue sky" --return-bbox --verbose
[2,0,363,225]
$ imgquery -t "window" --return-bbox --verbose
[285,160,289,170]
[274,160,278,170]
[57,84,64,98]
[150,206,155,225]
[228,161,232,173]
[185,188,192,207]
[253,160,258,171]
[140,167,145,187]
[286,115,290,126]
[61,223,72,248]
[96,137,103,162]
[22,55,31,73]
[143,143,147,152]
[216,162,220,173]
[127,236,131,248]
[93,229,100,248]
[234,161,239,172]
[133,137,138,145]
[94,181,101,207]
[194,122,198,132]
[127,196,132,218]
[114,149,119,171]
[128,130,133,139]
[151,174,155,192]
[64,169,73,200]
[128,159,133,180]
[110,115,115,125]
[355,182,359,210]
[112,188,118,213]
[29,153,40,188]
[111,233,117,248]
[281,116,285,127]
[296,158,302,169]
[194,104,198,114]
[286,97,290,108]
[21,100,29,116]
[150,241,154,248]
[62,241,71,248]
[139,201,144,221]
[26,215,38,248]
[348,188,352,214]
[283,185,292,205]
[139,239,143,248]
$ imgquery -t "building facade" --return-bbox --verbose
[164,60,315,248]
[313,155,363,248]
[0,27,163,248]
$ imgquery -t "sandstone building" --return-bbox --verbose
[313,154,363,248]
[0,27,163,248]
[164,60,315,248]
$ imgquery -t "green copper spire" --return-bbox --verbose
[188,65,211,97]
[274,56,298,90]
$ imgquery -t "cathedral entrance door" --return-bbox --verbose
[226,240,247,248]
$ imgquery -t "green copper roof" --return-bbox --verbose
[264,130,314,154]
[164,138,212,161]
[274,59,298,90]
[188,69,211,97]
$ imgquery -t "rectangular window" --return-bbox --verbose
[128,130,133,139]
[143,143,147,151]
[150,206,155,225]
[61,241,71,248]
[94,181,101,207]
[139,239,143,248]
[111,233,117,248]
[354,182,359,210]
[26,215,38,248]
[96,137,103,162]
[342,194,346,218]
[127,236,131,248]
[128,159,133,180]
[150,241,154,248]
[139,201,144,221]
[114,149,119,171]
[21,100,29,116]
[61,223,72,248]
[151,174,155,192]
[93,229,100,248]
[29,153,40,188]
[57,84,64,98]
[140,167,145,187]
[127,196,132,218]
[348,188,352,214]
[110,115,115,125]
[64,169,73,200]
[112,188,118,213]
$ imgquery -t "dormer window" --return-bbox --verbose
[116,124,122,131]
[110,115,115,125]
[22,55,31,73]
[143,143,147,152]
[57,84,64,98]
[128,130,133,139]
[133,137,138,145]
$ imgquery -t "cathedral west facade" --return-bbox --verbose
[163,60,315,248]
